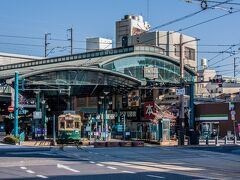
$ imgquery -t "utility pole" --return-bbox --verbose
[44,33,51,57]
[178,35,199,145]
[179,34,185,146]
[14,71,19,137]
[67,28,73,55]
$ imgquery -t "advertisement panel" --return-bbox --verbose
[128,90,140,107]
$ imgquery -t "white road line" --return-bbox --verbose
[20,167,27,170]
[122,170,136,174]
[107,166,117,170]
[36,175,48,179]
[96,163,104,167]
[26,170,35,174]
[147,175,165,179]
[89,161,95,164]
[57,164,80,173]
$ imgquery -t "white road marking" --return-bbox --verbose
[147,175,165,179]
[89,161,95,164]
[122,170,136,174]
[26,170,35,174]
[107,166,117,170]
[96,163,104,167]
[57,163,80,173]
[20,161,24,163]
[36,175,48,179]
[20,167,27,170]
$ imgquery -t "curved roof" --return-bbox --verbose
[7,66,143,85]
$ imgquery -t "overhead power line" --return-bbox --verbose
[150,0,232,31]
[209,51,240,67]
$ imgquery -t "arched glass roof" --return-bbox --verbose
[16,67,142,96]
[101,55,194,84]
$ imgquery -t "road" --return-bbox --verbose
[0,143,240,179]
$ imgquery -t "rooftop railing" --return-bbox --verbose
[0,46,134,71]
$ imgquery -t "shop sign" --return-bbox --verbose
[231,110,236,120]
[144,102,155,119]
[106,114,115,120]
[176,88,185,95]
[229,102,235,110]
[114,111,137,118]
[33,111,42,119]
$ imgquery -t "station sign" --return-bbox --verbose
[144,102,155,119]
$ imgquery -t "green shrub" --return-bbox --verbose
[3,135,19,144]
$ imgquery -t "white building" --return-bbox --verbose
[116,15,198,71]
[0,52,43,65]
[131,31,198,71]
[86,37,112,52]
[196,59,240,98]
[116,15,150,48]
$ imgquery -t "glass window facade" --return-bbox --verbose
[102,55,194,84]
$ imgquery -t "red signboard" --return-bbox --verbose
[144,102,155,119]
[8,106,14,113]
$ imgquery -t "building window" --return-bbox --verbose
[174,45,180,57]
[185,47,195,60]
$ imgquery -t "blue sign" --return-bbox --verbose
[117,125,123,132]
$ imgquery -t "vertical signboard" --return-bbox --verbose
[144,102,155,119]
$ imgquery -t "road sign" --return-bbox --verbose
[8,106,14,113]
[176,88,185,95]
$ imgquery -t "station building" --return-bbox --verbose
[0,15,197,140]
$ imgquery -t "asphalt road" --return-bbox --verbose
[0,143,240,180]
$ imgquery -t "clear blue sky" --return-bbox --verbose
[0,0,240,75]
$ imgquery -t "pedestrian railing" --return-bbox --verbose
[198,136,240,146]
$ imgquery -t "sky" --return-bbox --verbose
[0,0,240,76]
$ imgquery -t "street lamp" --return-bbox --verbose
[41,98,46,139]
[98,90,111,141]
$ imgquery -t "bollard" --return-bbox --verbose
[215,136,219,146]
[234,136,237,144]
[225,136,228,145]
[206,136,209,145]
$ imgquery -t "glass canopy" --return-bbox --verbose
[101,55,194,84]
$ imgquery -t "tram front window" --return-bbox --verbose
[66,121,73,128]
[75,122,80,129]
[60,122,65,129]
